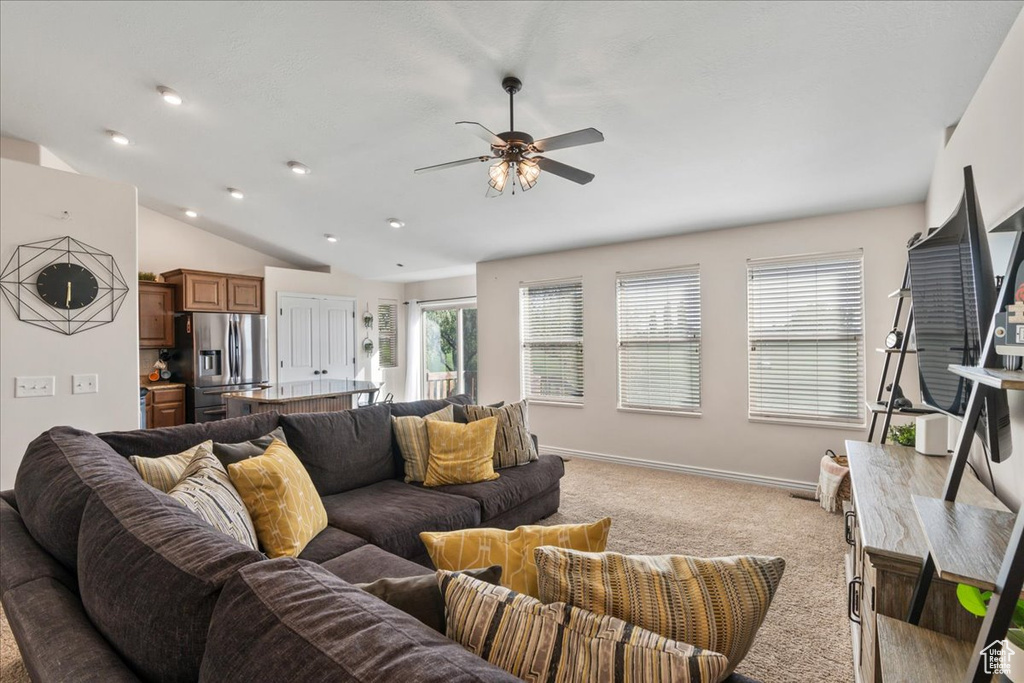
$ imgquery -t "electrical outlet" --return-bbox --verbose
[72,374,99,394]
[15,376,55,398]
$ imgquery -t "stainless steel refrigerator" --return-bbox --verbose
[169,312,270,423]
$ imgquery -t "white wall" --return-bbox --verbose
[477,203,922,487]
[138,206,292,277]
[404,273,477,303]
[926,10,1024,511]
[263,267,407,401]
[0,158,139,488]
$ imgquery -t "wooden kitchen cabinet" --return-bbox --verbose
[161,269,263,313]
[146,386,185,428]
[227,276,263,313]
[138,281,176,348]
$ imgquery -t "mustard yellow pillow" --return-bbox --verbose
[393,404,454,483]
[420,517,611,598]
[423,417,500,487]
[129,440,212,492]
[227,439,327,558]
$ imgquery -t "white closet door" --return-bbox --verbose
[320,298,355,380]
[278,295,321,384]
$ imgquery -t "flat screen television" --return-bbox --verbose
[907,166,1011,461]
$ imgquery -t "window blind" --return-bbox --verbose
[617,267,701,412]
[520,279,584,403]
[377,300,398,369]
[747,251,864,424]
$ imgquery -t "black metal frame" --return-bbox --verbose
[867,263,913,444]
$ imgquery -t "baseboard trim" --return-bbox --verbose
[543,446,818,493]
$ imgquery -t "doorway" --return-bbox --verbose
[422,302,477,402]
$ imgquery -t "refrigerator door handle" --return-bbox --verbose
[231,315,240,383]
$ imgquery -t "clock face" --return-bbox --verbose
[36,263,99,310]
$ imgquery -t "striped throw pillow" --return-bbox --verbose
[228,439,328,558]
[421,518,611,598]
[423,417,499,487]
[439,571,729,683]
[129,440,212,492]
[534,549,785,679]
[168,445,259,550]
[393,405,454,483]
[461,400,537,469]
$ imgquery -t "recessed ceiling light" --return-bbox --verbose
[184,209,198,219]
[288,161,311,175]
[324,234,338,242]
[387,218,405,229]
[108,130,130,145]
[228,188,244,200]
[157,86,182,106]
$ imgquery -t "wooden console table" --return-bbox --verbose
[844,440,1009,683]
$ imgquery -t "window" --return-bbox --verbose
[747,250,864,425]
[520,279,583,404]
[422,302,477,402]
[617,267,701,413]
[377,300,398,369]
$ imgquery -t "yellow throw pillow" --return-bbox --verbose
[420,517,611,598]
[423,417,500,487]
[393,404,454,483]
[227,439,327,558]
[534,549,786,679]
[439,571,729,683]
[129,440,212,492]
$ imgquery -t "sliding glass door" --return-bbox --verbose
[422,302,477,402]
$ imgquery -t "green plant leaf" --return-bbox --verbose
[1009,628,1024,650]
[957,584,991,617]
[1014,598,1024,628]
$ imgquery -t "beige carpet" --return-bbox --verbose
[0,458,852,682]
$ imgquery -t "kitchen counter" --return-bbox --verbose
[222,380,380,417]
[139,376,186,390]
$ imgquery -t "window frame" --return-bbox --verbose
[615,265,702,416]
[377,299,399,369]
[519,277,585,407]
[746,249,866,429]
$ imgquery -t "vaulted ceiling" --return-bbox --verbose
[1,1,1020,281]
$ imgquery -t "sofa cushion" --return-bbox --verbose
[129,440,212,492]
[321,480,480,559]
[393,404,454,483]
[198,557,520,683]
[422,454,565,521]
[457,400,538,468]
[320,544,433,584]
[98,413,280,458]
[1,498,76,596]
[387,394,472,418]
[169,445,259,550]
[14,427,141,570]
[422,417,500,487]
[279,404,393,495]
[212,425,288,466]
[296,526,368,564]
[3,577,142,683]
[77,480,264,683]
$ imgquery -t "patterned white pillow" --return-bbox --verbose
[168,445,259,550]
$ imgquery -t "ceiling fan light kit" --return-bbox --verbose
[415,75,603,196]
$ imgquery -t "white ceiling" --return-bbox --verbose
[1,1,1021,282]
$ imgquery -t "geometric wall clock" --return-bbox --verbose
[0,236,129,335]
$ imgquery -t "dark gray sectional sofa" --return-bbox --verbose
[0,396,560,682]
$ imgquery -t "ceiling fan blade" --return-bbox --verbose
[414,156,493,174]
[456,121,505,147]
[534,156,595,185]
[532,127,604,153]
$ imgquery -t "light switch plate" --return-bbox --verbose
[15,376,55,398]
[72,374,99,394]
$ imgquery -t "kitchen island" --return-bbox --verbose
[222,379,380,418]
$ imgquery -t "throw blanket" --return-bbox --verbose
[817,454,849,513]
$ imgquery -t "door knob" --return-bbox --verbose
[321,370,328,375]
[313,370,321,375]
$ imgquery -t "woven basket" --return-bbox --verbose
[829,453,852,501]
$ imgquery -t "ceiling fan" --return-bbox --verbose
[414,76,604,197]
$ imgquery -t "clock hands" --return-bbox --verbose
[66,281,72,307]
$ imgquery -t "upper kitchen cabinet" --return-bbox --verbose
[138,281,176,348]
[161,269,263,314]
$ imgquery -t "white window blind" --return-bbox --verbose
[747,251,864,425]
[520,279,584,403]
[617,267,701,412]
[377,300,398,369]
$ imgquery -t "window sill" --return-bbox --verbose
[748,415,867,431]
[528,400,584,409]
[618,407,701,418]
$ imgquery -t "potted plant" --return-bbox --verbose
[957,583,1024,678]
[887,423,916,447]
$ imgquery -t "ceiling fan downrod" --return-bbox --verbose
[502,76,522,134]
